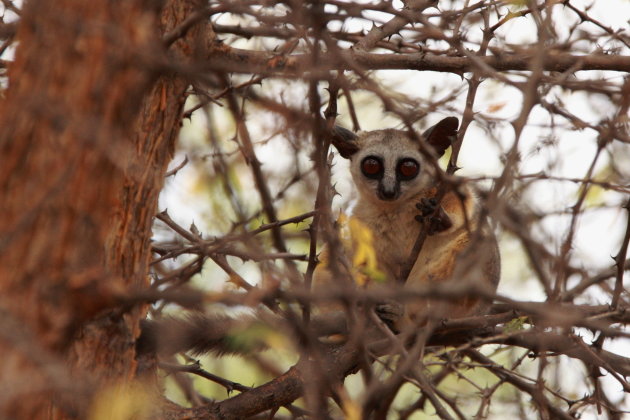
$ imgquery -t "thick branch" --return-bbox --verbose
[161,311,630,420]
[208,44,630,75]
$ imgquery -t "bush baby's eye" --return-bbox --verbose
[398,159,419,179]
[361,157,383,178]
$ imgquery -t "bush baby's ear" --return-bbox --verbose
[422,117,459,157]
[331,125,359,159]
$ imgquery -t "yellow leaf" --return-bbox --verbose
[347,215,386,285]
[348,217,377,270]
[583,184,605,206]
[332,214,386,285]
[338,387,362,420]
[89,382,152,420]
[579,164,613,207]
[506,0,527,7]
[487,102,507,113]
[344,400,362,420]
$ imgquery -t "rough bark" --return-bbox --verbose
[0,0,204,418]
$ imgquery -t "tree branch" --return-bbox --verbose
[207,44,630,75]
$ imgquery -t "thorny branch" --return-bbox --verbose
[133,0,630,418]
[2,0,627,418]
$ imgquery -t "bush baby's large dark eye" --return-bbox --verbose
[398,159,419,179]
[361,157,383,179]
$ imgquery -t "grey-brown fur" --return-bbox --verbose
[319,118,500,330]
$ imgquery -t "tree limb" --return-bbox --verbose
[207,43,630,75]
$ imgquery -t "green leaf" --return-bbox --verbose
[504,316,528,333]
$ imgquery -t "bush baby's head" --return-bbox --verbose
[331,117,459,205]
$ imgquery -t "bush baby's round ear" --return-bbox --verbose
[422,117,459,157]
[331,125,359,159]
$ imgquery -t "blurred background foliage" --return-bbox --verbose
[142,0,630,417]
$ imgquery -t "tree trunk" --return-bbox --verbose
[0,0,204,418]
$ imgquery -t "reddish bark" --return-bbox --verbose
[0,0,205,418]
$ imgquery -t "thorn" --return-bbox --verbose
[190,221,200,237]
